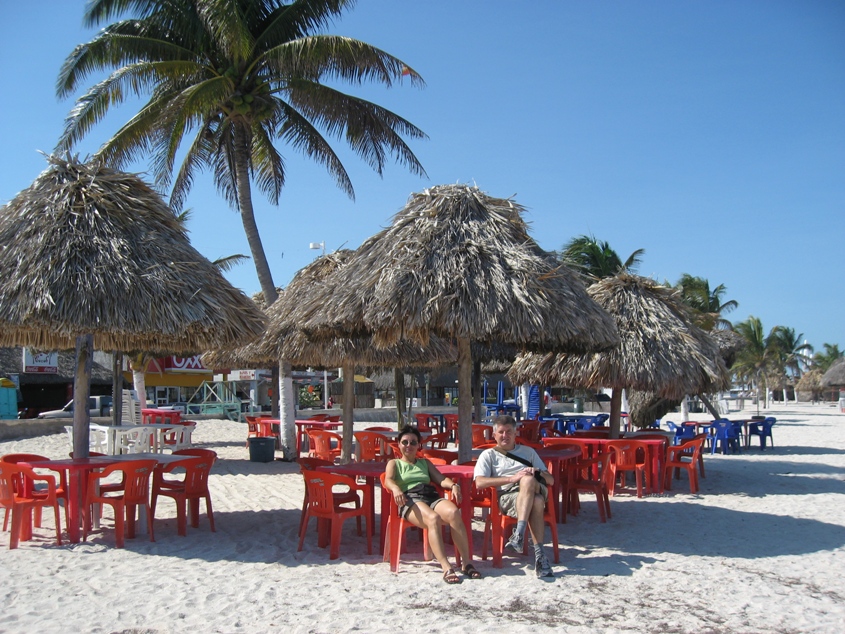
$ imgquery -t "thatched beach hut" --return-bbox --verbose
[509,273,729,437]
[821,358,845,388]
[0,156,265,455]
[289,184,619,461]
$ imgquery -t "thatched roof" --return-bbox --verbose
[0,347,113,385]
[205,250,458,370]
[821,358,845,387]
[709,328,745,369]
[0,156,265,354]
[508,274,729,400]
[289,184,618,352]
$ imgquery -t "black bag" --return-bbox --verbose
[505,451,547,484]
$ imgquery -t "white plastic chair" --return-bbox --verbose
[113,427,153,454]
[121,389,143,425]
[65,425,109,453]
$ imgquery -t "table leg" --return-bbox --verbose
[67,470,83,543]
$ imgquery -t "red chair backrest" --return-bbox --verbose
[605,440,647,467]
[354,432,388,462]
[173,448,217,461]
[93,460,156,503]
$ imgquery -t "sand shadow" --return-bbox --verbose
[565,500,845,560]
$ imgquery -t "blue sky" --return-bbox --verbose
[1,1,843,354]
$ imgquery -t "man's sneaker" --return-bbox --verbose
[505,528,524,553]
[535,552,554,579]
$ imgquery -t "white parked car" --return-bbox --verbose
[37,395,113,419]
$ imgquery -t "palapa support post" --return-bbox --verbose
[472,360,483,431]
[73,333,94,458]
[341,362,355,464]
[112,351,123,426]
[457,337,473,464]
[609,388,623,439]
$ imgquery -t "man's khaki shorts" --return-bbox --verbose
[497,481,548,518]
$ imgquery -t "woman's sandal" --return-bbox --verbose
[462,564,482,579]
[443,568,462,584]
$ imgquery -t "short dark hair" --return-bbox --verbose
[397,424,422,444]
[492,415,517,430]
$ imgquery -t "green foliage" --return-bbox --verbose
[813,343,843,373]
[298,385,322,408]
[674,274,738,331]
[559,234,644,281]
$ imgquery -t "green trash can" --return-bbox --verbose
[573,397,584,413]
[248,436,275,462]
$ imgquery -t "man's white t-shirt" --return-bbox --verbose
[473,444,546,492]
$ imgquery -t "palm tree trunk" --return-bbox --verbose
[278,360,296,459]
[232,125,299,458]
[130,353,147,405]
[112,351,123,426]
[456,337,473,464]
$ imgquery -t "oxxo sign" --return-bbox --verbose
[161,356,209,373]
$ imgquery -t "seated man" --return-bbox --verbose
[473,415,555,579]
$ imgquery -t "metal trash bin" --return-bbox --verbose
[573,397,584,413]
[248,436,275,462]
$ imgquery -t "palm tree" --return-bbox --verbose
[675,274,738,331]
[57,0,427,457]
[733,316,778,412]
[768,326,813,403]
[813,343,844,373]
[559,235,644,281]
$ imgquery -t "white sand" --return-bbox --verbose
[2,403,844,633]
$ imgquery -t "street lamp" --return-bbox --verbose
[310,241,329,408]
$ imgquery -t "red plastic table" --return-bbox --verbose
[536,447,581,523]
[23,453,186,543]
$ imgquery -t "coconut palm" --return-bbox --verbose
[813,343,844,373]
[675,274,738,331]
[559,234,644,282]
[56,0,427,307]
[768,326,812,402]
[733,316,779,411]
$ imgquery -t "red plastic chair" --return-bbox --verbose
[84,459,157,547]
[443,414,459,440]
[245,416,274,447]
[517,420,542,443]
[663,436,705,494]
[297,458,361,536]
[173,448,218,461]
[151,455,216,536]
[307,414,329,421]
[605,439,649,498]
[481,485,559,568]
[423,431,451,449]
[569,451,613,523]
[298,469,371,560]
[413,413,437,433]
[418,448,458,464]
[353,431,390,462]
[1,453,69,532]
[471,425,492,447]
[0,461,63,549]
[364,426,393,431]
[378,473,459,572]
[306,430,343,463]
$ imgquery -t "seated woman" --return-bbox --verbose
[383,425,482,584]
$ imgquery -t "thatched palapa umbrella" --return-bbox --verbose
[820,358,845,388]
[0,156,266,457]
[509,273,729,437]
[264,250,457,461]
[289,184,619,462]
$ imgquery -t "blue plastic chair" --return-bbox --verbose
[666,422,694,446]
[710,420,741,455]
[747,417,776,449]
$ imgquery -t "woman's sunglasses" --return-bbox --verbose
[400,439,419,446]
